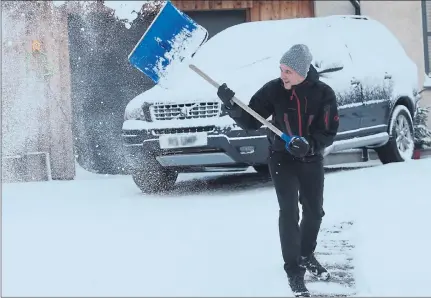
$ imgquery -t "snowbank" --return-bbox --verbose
[350,159,431,296]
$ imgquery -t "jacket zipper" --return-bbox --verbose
[324,105,330,130]
[306,115,314,135]
[283,113,293,136]
[292,89,302,136]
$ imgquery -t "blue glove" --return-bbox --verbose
[281,133,310,158]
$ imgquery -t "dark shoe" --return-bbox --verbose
[301,253,330,281]
[287,273,310,297]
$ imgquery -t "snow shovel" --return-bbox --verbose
[128,0,294,145]
[128,1,208,87]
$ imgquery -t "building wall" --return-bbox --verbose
[171,0,253,10]
[315,0,431,126]
[1,1,75,181]
[247,0,314,21]
[314,0,355,16]
[172,0,314,20]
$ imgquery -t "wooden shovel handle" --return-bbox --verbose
[189,64,284,137]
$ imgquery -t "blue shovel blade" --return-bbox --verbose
[128,1,208,86]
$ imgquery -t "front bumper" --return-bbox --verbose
[122,120,270,170]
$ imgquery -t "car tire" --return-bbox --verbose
[132,158,178,193]
[375,104,414,164]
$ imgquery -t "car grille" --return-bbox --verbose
[150,102,220,121]
[152,126,215,135]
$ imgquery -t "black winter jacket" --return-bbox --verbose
[226,65,339,160]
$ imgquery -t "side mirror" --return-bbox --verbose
[314,60,344,75]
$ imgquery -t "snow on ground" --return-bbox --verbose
[351,159,431,297]
[2,159,431,297]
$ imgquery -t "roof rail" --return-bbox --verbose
[326,15,370,21]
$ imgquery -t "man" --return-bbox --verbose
[216,44,339,297]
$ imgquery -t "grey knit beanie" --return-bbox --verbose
[279,44,313,78]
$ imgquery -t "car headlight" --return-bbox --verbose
[124,106,143,120]
[124,102,152,122]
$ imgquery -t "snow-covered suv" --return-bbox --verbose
[122,15,421,193]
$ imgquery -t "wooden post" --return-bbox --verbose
[1,1,75,182]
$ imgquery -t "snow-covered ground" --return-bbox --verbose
[2,159,431,297]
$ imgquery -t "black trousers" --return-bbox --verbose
[268,150,325,276]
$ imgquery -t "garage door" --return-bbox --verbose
[184,10,247,39]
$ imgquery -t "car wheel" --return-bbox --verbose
[132,159,178,193]
[375,105,414,164]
